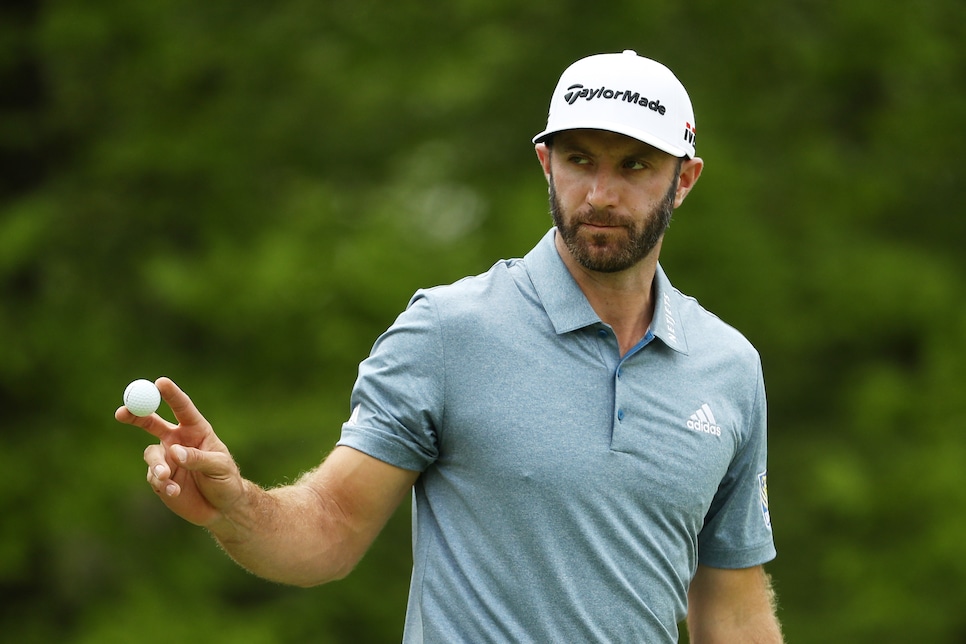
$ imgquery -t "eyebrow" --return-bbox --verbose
[556,139,663,164]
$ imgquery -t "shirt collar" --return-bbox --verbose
[524,228,690,354]
[649,263,690,354]
[525,229,601,334]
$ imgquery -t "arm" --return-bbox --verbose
[116,377,418,587]
[686,564,783,643]
[206,445,417,586]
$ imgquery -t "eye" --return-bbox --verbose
[623,159,648,171]
[567,154,592,166]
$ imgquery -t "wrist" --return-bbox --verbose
[206,479,261,545]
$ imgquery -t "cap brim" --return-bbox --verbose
[532,121,691,159]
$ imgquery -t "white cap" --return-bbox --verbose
[532,50,696,158]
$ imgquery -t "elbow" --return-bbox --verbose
[286,556,360,588]
[291,576,331,589]
[291,571,347,589]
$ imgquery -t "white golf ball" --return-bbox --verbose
[123,379,161,417]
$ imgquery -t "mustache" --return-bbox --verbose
[573,209,634,227]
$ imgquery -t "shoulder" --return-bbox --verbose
[664,283,763,388]
[409,257,530,319]
[682,291,758,355]
[653,265,760,368]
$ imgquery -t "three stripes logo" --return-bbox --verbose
[686,403,721,437]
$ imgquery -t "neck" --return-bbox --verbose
[554,232,659,356]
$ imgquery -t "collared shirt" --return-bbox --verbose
[339,228,776,643]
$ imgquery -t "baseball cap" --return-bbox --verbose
[532,50,696,158]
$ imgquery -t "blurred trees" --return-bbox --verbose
[2,1,965,641]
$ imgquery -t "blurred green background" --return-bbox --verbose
[3,1,965,642]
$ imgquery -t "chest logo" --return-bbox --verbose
[686,403,722,437]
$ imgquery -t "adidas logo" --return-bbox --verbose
[686,404,722,437]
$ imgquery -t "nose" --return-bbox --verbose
[586,168,620,210]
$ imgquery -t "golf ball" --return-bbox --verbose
[123,379,161,417]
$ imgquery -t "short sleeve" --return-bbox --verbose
[696,359,777,568]
[337,291,444,472]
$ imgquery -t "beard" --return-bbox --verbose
[550,173,678,273]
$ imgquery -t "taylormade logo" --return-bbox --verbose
[564,83,667,115]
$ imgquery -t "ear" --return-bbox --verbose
[673,156,704,208]
[535,143,552,184]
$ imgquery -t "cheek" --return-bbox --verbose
[553,186,590,218]
[551,172,592,204]
[549,173,577,202]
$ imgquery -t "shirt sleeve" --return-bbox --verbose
[696,358,777,568]
[337,290,443,472]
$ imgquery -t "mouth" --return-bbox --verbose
[580,221,624,233]
[577,211,627,229]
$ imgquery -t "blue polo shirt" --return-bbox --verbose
[339,228,776,643]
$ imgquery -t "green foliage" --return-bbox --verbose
[3,0,965,641]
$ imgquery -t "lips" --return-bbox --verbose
[581,222,620,232]
[578,211,623,227]
[579,216,628,231]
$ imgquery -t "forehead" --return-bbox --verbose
[552,128,672,160]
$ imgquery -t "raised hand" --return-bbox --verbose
[115,377,247,530]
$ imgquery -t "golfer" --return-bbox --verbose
[118,50,783,642]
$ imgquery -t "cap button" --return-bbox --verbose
[622,49,637,56]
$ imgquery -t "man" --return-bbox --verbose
[118,50,783,642]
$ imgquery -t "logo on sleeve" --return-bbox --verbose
[758,471,772,531]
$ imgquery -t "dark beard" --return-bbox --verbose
[550,173,678,273]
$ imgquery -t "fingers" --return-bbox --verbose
[115,376,211,445]
[116,404,178,440]
[130,379,242,527]
[144,440,236,497]
[156,377,209,431]
[144,443,180,497]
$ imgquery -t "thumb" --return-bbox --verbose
[170,443,237,480]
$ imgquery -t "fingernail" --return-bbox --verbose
[172,445,187,463]
[154,464,166,478]
[165,483,178,496]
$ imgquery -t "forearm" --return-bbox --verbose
[687,611,783,644]
[207,479,362,587]
[687,565,783,644]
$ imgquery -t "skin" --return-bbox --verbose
[535,129,702,355]
[688,564,784,643]
[117,377,417,586]
[117,128,781,641]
